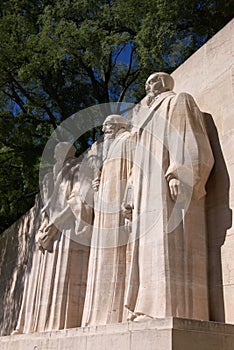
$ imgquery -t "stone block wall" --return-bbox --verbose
[172,19,234,323]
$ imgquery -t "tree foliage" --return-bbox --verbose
[0,0,233,232]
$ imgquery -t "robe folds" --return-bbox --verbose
[82,130,134,326]
[125,91,214,320]
[13,158,92,333]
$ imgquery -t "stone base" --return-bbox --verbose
[1,318,234,350]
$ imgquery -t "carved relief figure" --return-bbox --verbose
[124,72,214,321]
[12,142,92,334]
[81,115,134,326]
[11,72,215,332]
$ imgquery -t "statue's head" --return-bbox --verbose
[145,72,174,96]
[102,114,127,139]
[54,142,76,162]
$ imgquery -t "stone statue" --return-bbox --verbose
[12,142,92,334]
[11,72,215,333]
[124,72,215,321]
[81,115,134,326]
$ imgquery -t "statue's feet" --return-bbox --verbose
[11,329,22,335]
[133,314,153,322]
[127,312,137,322]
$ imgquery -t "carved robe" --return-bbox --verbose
[13,158,92,333]
[125,92,214,320]
[82,130,133,326]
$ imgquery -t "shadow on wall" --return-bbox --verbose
[0,196,42,336]
[204,113,232,323]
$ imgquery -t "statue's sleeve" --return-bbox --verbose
[165,92,214,199]
[67,164,94,233]
[122,132,136,210]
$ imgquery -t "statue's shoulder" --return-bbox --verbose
[174,92,197,101]
[123,130,131,137]
[174,92,194,101]
[171,92,198,109]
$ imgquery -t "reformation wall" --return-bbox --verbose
[172,18,234,324]
[0,18,233,350]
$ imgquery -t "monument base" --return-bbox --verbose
[0,318,234,350]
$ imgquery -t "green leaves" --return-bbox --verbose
[0,0,232,233]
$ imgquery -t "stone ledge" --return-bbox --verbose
[1,318,234,350]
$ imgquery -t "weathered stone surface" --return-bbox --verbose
[0,198,41,336]
[125,73,214,322]
[0,19,233,341]
[1,318,234,350]
[82,115,133,326]
[12,143,93,334]
[172,19,234,323]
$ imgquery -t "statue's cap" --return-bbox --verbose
[146,72,174,91]
[104,114,127,126]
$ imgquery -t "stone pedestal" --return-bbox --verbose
[0,318,234,350]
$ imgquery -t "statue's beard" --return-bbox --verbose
[102,135,115,161]
[104,132,115,140]
[145,88,166,106]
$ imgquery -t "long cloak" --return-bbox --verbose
[14,159,91,333]
[82,131,133,326]
[125,92,214,320]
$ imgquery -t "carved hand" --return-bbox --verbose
[168,178,181,201]
[92,177,100,192]
[37,223,59,253]
[124,218,132,233]
[122,204,133,221]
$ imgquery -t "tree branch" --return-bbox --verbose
[112,45,126,69]
[103,51,112,102]
[117,46,139,103]
[75,55,105,102]
[11,78,58,129]
[3,86,27,114]
[117,70,139,105]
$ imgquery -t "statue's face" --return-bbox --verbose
[145,74,164,95]
[102,122,118,139]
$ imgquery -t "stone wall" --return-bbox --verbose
[1,318,234,350]
[0,198,41,336]
[172,19,234,323]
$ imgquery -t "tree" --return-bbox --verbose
[0,0,233,233]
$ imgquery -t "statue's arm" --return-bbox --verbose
[165,92,214,201]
